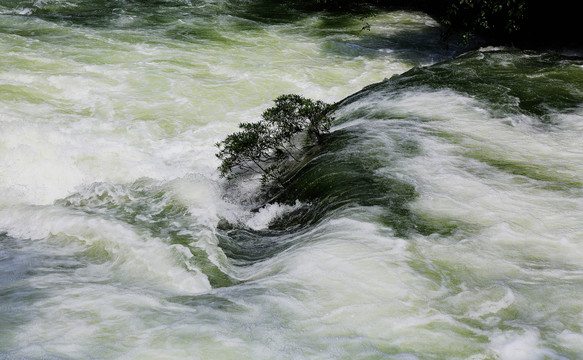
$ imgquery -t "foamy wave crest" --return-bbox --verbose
[0,205,211,294]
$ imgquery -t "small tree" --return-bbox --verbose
[216,94,333,186]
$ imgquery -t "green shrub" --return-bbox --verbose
[216,94,334,186]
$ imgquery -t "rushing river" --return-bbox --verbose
[2,1,583,359]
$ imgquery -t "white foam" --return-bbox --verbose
[468,288,516,318]
[490,329,551,360]
[245,201,303,230]
[556,330,583,353]
[0,205,211,294]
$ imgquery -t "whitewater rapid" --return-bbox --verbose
[2,1,583,359]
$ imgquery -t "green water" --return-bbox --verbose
[2,1,583,359]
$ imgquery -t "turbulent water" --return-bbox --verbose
[2,1,583,359]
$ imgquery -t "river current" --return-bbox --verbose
[1,1,583,359]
